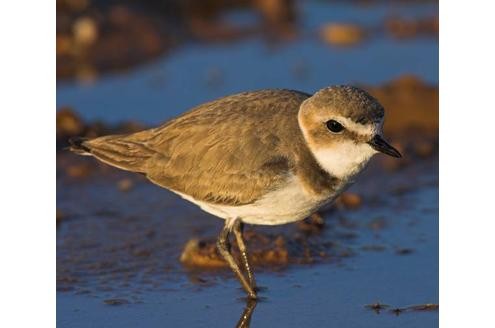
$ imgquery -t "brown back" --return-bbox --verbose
[83,89,338,205]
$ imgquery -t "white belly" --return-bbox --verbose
[171,175,345,226]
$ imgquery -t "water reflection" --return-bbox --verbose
[235,299,257,328]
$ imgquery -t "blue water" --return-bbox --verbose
[56,2,438,125]
[57,170,438,328]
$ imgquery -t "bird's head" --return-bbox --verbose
[298,85,401,179]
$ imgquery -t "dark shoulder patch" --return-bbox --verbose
[261,156,291,173]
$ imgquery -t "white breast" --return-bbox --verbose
[169,141,375,225]
[170,174,339,226]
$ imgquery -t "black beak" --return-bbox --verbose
[367,135,402,158]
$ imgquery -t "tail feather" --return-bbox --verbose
[68,134,155,173]
[68,137,91,155]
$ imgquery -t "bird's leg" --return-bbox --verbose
[233,220,256,289]
[217,218,257,299]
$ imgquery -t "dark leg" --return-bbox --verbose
[233,220,256,289]
[217,219,257,299]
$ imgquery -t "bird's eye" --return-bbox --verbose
[326,120,344,133]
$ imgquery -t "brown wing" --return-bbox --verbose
[74,89,339,205]
[75,88,341,205]
[141,89,311,206]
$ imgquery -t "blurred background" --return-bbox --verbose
[56,0,438,129]
[57,1,438,327]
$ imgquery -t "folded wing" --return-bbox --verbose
[72,90,311,206]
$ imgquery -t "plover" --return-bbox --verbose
[70,86,401,299]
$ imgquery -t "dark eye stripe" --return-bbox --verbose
[326,120,344,133]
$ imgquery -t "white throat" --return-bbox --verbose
[297,106,381,181]
[311,141,377,180]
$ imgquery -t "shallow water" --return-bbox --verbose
[57,155,438,327]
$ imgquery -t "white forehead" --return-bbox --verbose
[333,115,382,136]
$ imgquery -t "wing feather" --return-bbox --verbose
[143,90,311,205]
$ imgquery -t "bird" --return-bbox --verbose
[69,86,401,299]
